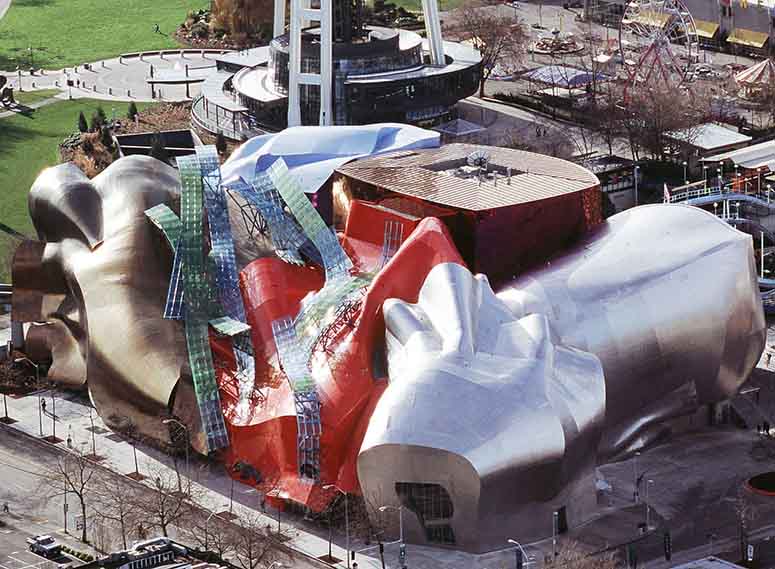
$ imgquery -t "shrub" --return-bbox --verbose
[100,126,114,149]
[77,111,88,133]
[127,101,138,121]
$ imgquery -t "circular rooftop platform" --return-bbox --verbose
[747,471,775,496]
[335,143,599,211]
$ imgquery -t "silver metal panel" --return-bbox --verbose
[358,204,765,552]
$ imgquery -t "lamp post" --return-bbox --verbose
[507,539,535,568]
[162,418,190,495]
[633,451,641,503]
[703,165,708,189]
[634,164,640,207]
[645,479,654,530]
[379,505,404,543]
[15,357,41,435]
[682,160,688,184]
[552,511,559,558]
[324,484,350,568]
[758,167,763,193]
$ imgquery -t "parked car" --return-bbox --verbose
[27,535,62,558]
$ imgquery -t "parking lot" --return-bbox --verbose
[0,527,72,569]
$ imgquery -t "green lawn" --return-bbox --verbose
[0,0,208,71]
[0,98,154,281]
[388,0,465,12]
[13,88,60,106]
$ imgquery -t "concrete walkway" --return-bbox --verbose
[0,0,11,21]
[1,51,217,104]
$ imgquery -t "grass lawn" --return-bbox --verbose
[13,88,60,106]
[0,0,208,71]
[388,0,465,12]
[0,98,154,281]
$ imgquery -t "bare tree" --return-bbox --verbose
[91,472,141,550]
[620,85,711,161]
[178,506,236,560]
[446,0,529,98]
[547,540,623,569]
[39,448,97,543]
[230,512,285,569]
[127,465,190,538]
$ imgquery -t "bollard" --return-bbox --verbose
[127,88,131,98]
[180,49,184,58]
[201,49,205,57]
[119,55,123,64]
[109,87,112,95]
[160,51,164,60]
[139,53,144,62]
[185,64,189,77]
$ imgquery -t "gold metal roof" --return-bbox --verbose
[335,144,599,212]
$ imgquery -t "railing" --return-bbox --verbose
[666,175,774,205]
[190,95,264,142]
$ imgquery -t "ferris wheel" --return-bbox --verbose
[618,0,699,98]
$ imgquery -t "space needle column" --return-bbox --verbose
[273,0,286,38]
[421,0,445,66]
[287,0,333,126]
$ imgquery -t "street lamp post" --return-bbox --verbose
[379,505,404,543]
[324,484,350,568]
[162,418,190,495]
[683,160,688,184]
[51,389,57,441]
[634,164,640,207]
[703,165,708,189]
[15,357,41,435]
[633,451,641,503]
[645,479,654,530]
[507,539,535,567]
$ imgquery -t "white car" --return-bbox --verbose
[27,535,62,558]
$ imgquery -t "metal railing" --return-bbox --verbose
[666,176,774,205]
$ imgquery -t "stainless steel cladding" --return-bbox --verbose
[358,204,765,552]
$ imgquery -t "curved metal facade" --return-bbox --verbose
[12,135,765,553]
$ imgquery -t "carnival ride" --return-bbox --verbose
[618,0,699,97]
[12,124,766,552]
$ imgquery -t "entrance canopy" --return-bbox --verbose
[727,28,769,49]
[693,19,719,40]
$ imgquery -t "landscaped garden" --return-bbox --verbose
[0,98,154,280]
[0,0,208,71]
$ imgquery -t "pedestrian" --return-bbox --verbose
[41,399,47,414]
[66,435,72,449]
[154,23,161,34]
[767,350,772,366]
[2,502,9,513]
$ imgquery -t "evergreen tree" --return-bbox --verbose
[96,106,107,124]
[90,111,104,132]
[215,131,227,156]
[127,102,138,121]
[100,126,114,149]
[149,132,169,164]
[77,111,88,133]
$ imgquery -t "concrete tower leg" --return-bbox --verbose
[287,0,303,126]
[421,0,445,66]
[319,0,333,125]
[274,0,286,38]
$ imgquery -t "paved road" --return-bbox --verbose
[0,0,10,22]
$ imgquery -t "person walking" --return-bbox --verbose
[41,399,47,414]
